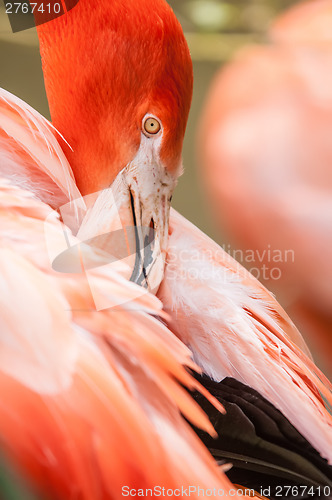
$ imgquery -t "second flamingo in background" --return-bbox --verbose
[199,0,332,378]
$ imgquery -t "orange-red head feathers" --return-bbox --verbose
[36,0,193,194]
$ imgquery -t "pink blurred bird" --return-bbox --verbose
[199,0,332,379]
[0,0,332,498]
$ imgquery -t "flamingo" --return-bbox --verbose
[0,0,332,497]
[199,0,332,379]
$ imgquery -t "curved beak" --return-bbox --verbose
[74,163,175,295]
[128,182,170,292]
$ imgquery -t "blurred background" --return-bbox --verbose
[1,0,331,377]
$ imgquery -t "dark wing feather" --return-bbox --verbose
[191,376,332,499]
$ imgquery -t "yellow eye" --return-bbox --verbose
[143,117,161,136]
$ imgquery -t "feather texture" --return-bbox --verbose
[0,89,236,498]
[158,210,332,463]
[191,376,332,494]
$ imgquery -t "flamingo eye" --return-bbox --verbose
[143,117,161,136]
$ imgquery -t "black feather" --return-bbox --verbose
[190,376,332,500]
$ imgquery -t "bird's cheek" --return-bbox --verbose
[159,134,183,177]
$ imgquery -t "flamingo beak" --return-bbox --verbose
[127,181,171,293]
[75,162,175,296]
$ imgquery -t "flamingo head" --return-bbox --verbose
[37,0,193,291]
